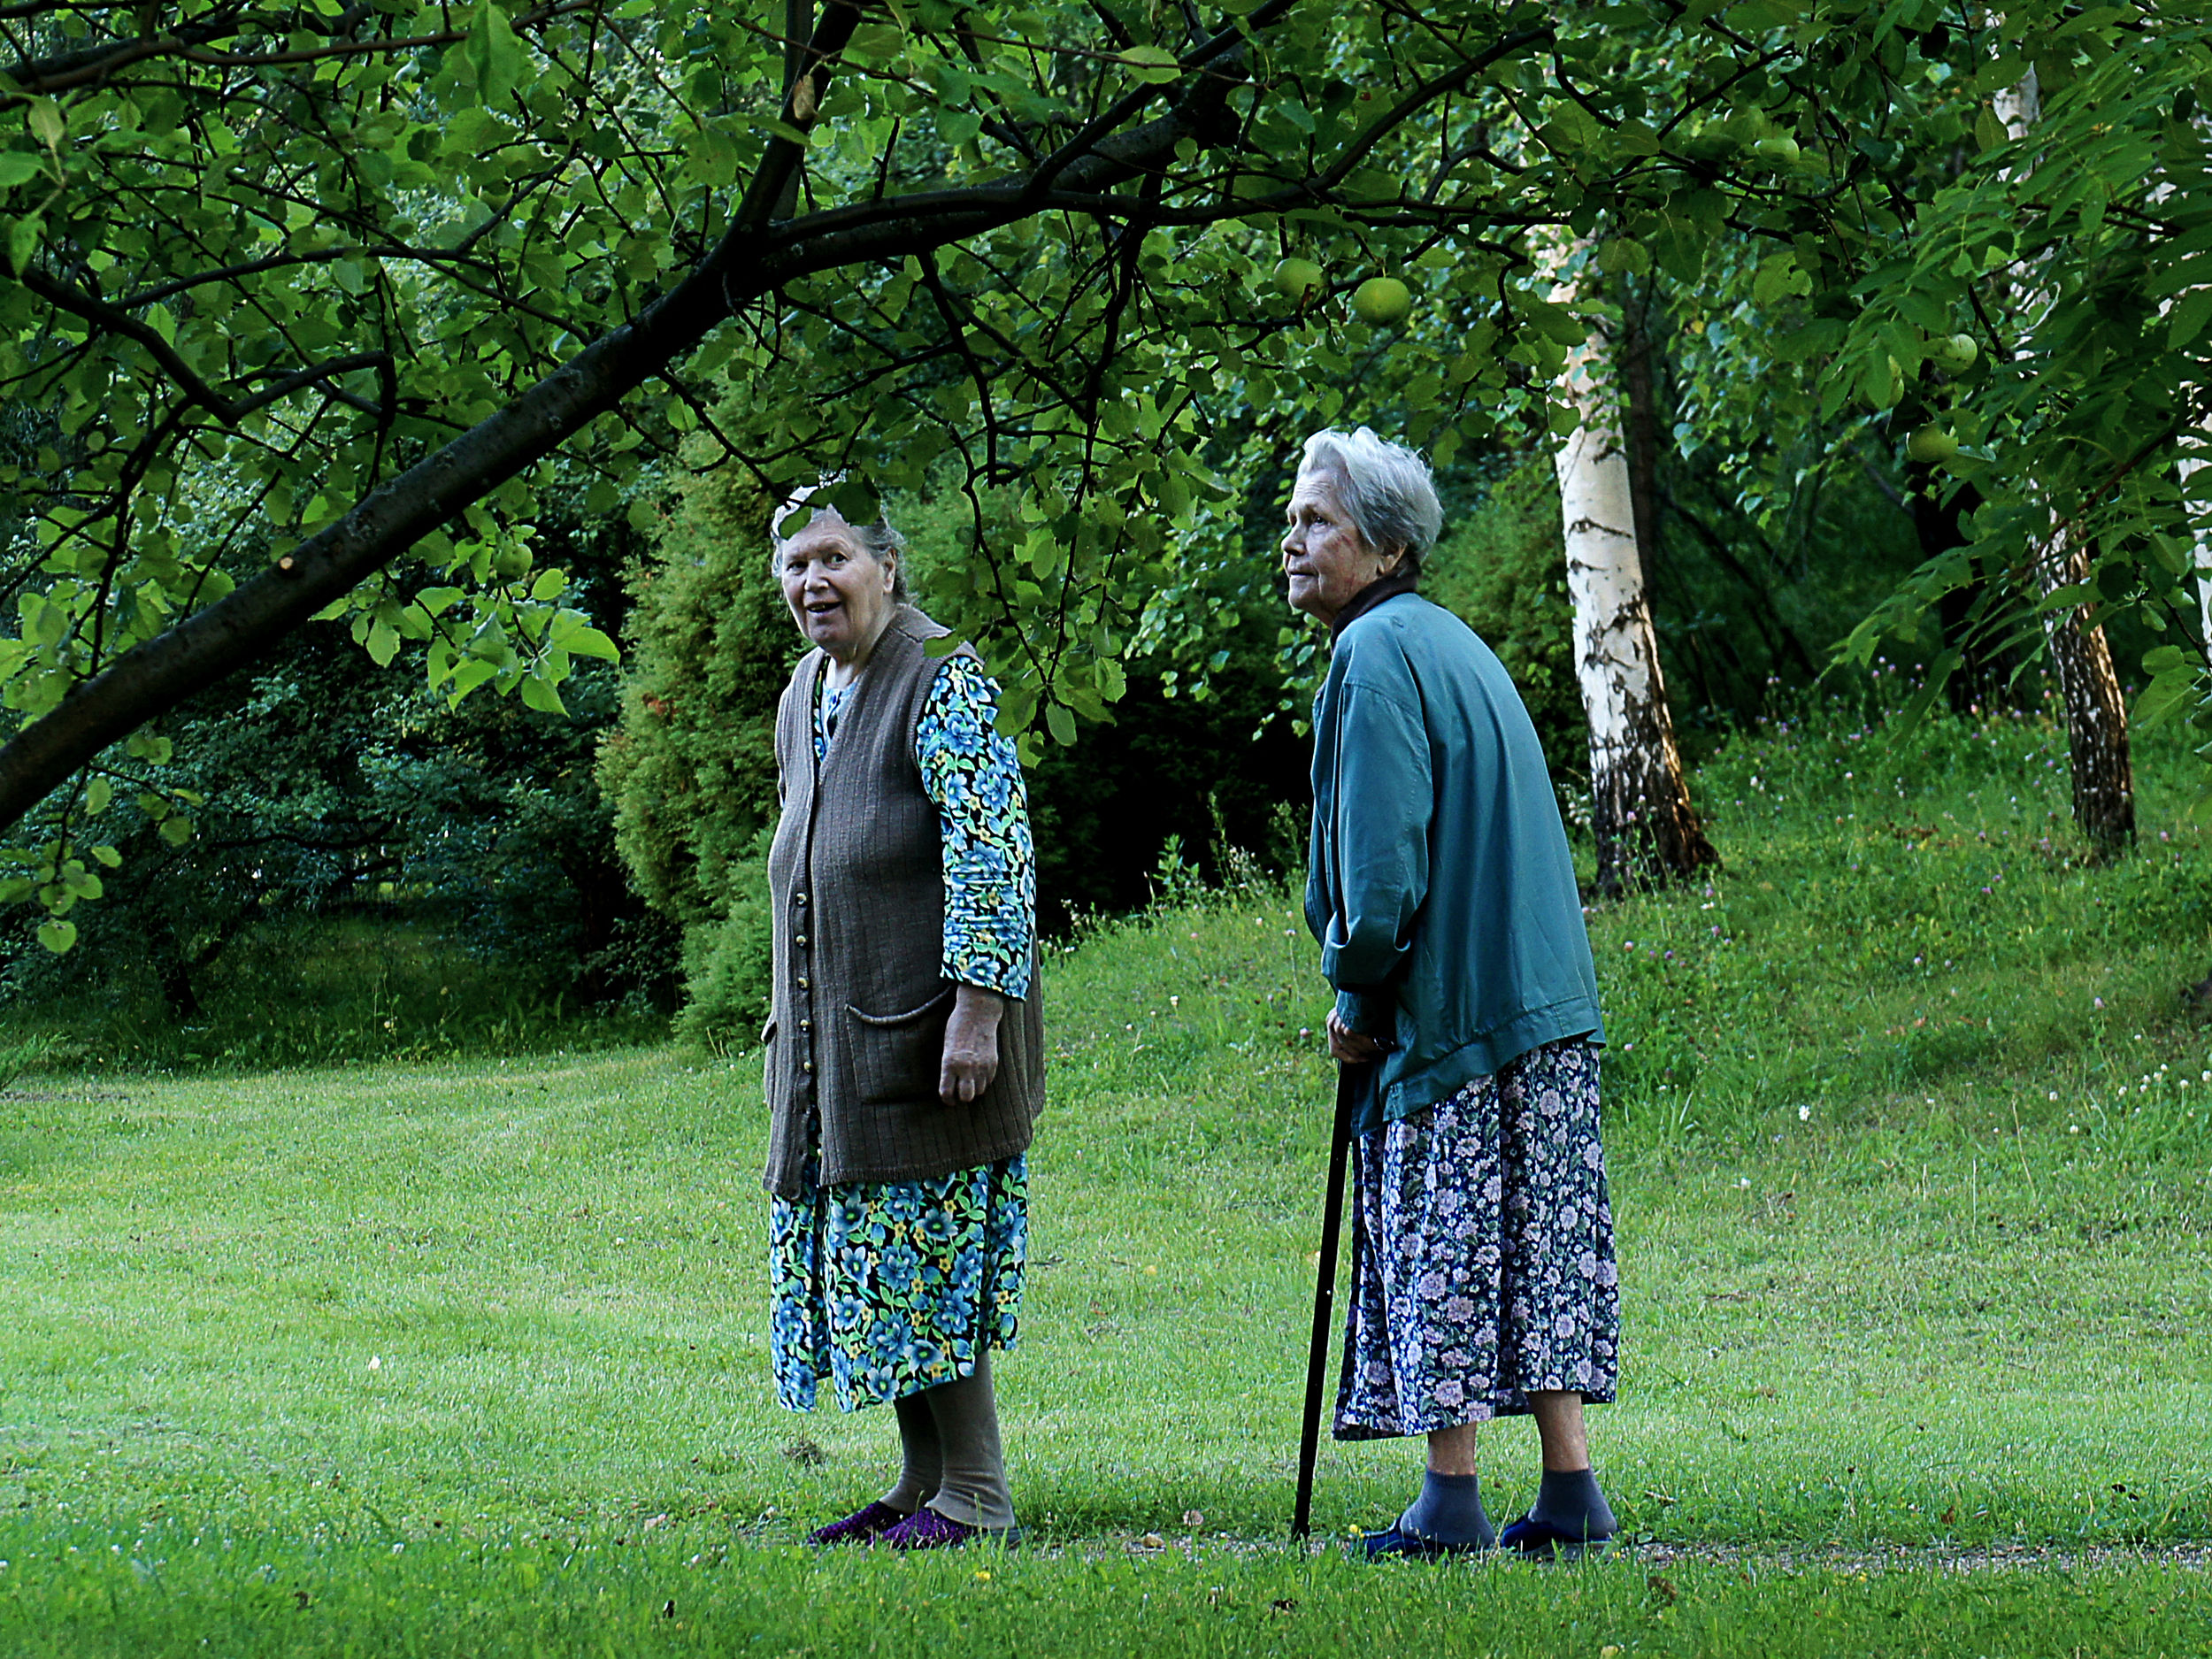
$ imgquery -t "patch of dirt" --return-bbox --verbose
[1624,1540,2212,1574]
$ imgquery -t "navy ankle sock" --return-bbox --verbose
[1529,1467,1616,1542]
[1399,1470,1494,1548]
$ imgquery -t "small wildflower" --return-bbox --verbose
[1798,1104,1811,1122]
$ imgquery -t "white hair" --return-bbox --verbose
[770,478,909,599]
[1296,427,1444,573]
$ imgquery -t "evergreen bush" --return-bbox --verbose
[597,472,797,1043]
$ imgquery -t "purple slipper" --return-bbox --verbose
[806,1500,910,1547]
[879,1508,978,1550]
[879,1508,1022,1551]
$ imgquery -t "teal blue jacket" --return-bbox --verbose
[1304,592,1603,1134]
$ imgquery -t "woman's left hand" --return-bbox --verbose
[941,985,1005,1106]
[1325,1008,1390,1066]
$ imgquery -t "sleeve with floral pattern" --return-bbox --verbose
[914,654,1036,1000]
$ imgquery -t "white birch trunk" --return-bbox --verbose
[1999,70,2136,852]
[2180,442,2212,667]
[1546,241,1715,893]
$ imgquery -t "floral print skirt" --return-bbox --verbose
[770,1154,1026,1413]
[1334,1038,1617,1440]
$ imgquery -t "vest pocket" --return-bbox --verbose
[845,987,956,1105]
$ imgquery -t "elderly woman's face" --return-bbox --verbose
[1282,465,1393,626]
[778,511,896,662]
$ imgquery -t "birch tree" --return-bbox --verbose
[1548,241,1716,895]
[1995,68,2134,854]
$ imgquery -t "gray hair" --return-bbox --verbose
[770,481,909,600]
[1296,427,1444,574]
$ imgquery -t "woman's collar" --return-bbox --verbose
[1328,566,1420,644]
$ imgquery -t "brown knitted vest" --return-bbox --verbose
[761,605,1046,1197]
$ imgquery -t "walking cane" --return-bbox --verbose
[1291,1058,1363,1540]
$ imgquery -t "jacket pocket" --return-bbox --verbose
[846,987,955,1106]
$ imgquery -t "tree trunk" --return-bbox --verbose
[144,912,204,1020]
[2185,442,2212,672]
[1999,68,2135,855]
[1548,249,1717,895]
[2037,530,2136,855]
[1620,275,1665,581]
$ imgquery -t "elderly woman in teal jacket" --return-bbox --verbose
[1286,426,1619,1561]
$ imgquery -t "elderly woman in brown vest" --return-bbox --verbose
[761,494,1046,1551]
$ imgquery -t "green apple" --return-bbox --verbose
[1273,257,1325,305]
[1351,276,1413,326]
[1754,135,1801,165]
[1930,332,1979,373]
[1906,423,1960,464]
[494,548,533,582]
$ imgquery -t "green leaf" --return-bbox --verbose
[82,776,111,816]
[89,844,122,869]
[158,816,194,847]
[2168,288,2212,351]
[466,1,528,107]
[1044,701,1077,745]
[0,153,42,189]
[557,622,620,661]
[366,618,400,667]
[519,673,567,716]
[6,215,40,275]
[1773,318,1846,362]
[36,918,76,955]
[1116,45,1181,85]
[2134,665,2199,730]
[1751,253,1809,307]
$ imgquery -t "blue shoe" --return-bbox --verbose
[1356,1524,1488,1562]
[1497,1511,1613,1561]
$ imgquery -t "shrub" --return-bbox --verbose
[597,469,797,1040]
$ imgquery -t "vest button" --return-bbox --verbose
[795,933,808,948]
[802,1059,813,1073]
[799,1019,810,1033]
[795,893,808,906]
[797,976,810,990]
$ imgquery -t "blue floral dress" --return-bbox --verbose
[1334,1037,1619,1438]
[770,655,1035,1413]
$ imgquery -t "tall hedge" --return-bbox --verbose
[596,474,797,1046]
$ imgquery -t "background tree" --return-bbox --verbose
[1,0,2203,960]
[1547,235,1717,893]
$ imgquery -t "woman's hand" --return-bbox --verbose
[1325,1008,1389,1066]
[941,985,1005,1105]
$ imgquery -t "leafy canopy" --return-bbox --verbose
[0,0,2195,948]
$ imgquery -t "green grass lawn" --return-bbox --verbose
[2,703,2209,1654]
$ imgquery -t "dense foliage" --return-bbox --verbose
[0,2,2196,908]
[0,518,675,1048]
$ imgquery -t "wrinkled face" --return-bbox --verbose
[777,511,896,661]
[1281,464,1394,626]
